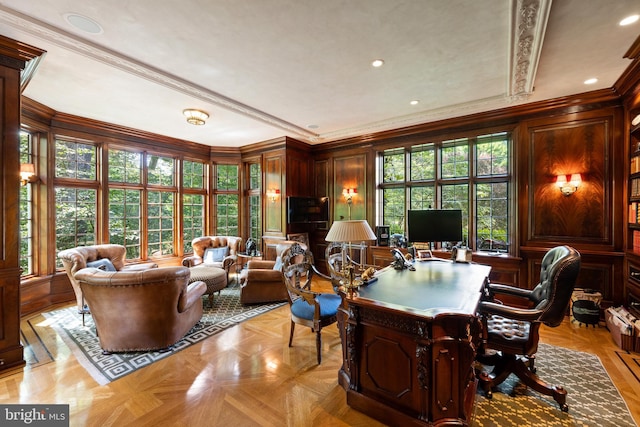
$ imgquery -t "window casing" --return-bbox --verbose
[19,131,34,276]
[378,132,511,252]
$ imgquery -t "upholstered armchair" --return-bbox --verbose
[182,236,242,275]
[58,244,158,316]
[73,266,207,353]
[239,241,305,304]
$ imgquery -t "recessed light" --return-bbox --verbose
[584,78,598,85]
[64,13,103,34]
[620,15,639,26]
[410,100,420,106]
[371,59,385,67]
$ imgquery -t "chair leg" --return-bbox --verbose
[316,330,322,364]
[512,356,568,412]
[289,321,295,347]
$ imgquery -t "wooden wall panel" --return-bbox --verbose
[527,118,611,243]
[333,154,366,221]
[264,154,284,234]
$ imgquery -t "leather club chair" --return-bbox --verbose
[475,245,581,412]
[239,241,305,304]
[58,244,158,318]
[182,235,243,277]
[74,266,207,353]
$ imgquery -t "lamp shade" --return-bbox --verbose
[325,220,377,242]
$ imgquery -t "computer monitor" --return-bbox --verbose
[407,209,463,245]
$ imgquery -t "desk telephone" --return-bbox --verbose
[391,248,415,271]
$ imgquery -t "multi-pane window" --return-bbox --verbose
[19,131,34,276]
[247,162,262,248]
[147,190,174,256]
[109,189,142,259]
[378,132,511,251]
[54,139,98,260]
[108,149,143,258]
[215,164,239,236]
[182,160,206,253]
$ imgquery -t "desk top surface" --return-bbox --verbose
[349,260,491,317]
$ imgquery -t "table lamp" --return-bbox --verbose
[325,220,377,290]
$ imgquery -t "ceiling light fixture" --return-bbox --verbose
[183,109,209,125]
[371,59,385,67]
[410,100,420,105]
[584,78,598,85]
[620,15,639,26]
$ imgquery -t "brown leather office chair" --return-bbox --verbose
[282,243,341,364]
[476,245,581,412]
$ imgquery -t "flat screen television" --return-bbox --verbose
[407,209,463,244]
[287,196,329,223]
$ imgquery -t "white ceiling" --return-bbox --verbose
[1,0,639,147]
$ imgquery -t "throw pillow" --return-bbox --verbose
[203,246,229,264]
[86,258,116,271]
[273,256,283,271]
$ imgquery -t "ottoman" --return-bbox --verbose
[188,265,228,308]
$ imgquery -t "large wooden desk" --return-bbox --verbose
[338,260,491,427]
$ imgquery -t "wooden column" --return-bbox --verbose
[0,36,45,372]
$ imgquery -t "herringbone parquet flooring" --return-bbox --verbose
[2,279,640,427]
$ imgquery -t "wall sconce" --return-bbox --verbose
[266,188,280,203]
[342,187,357,219]
[20,163,37,186]
[556,173,581,196]
[183,109,209,125]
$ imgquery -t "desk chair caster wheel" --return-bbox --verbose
[560,403,569,412]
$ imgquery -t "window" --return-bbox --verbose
[378,132,511,251]
[147,190,174,256]
[108,149,143,258]
[54,139,98,260]
[247,162,262,247]
[19,131,34,276]
[182,160,206,253]
[215,164,239,236]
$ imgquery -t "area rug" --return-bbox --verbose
[473,343,637,427]
[41,282,284,386]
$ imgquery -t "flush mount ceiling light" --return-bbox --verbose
[183,109,209,125]
[410,100,420,105]
[371,59,385,67]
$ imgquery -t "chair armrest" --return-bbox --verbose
[248,260,275,269]
[122,262,158,271]
[222,255,236,271]
[246,269,282,282]
[182,256,202,267]
[486,282,533,300]
[179,281,207,312]
[478,300,543,322]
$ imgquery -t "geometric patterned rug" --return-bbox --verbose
[473,344,637,426]
[41,281,285,386]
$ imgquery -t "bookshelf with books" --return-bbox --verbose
[629,120,640,255]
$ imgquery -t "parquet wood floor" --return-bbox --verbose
[1,279,639,426]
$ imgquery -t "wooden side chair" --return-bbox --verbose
[475,245,581,412]
[281,243,342,364]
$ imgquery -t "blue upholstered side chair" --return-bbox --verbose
[281,243,342,364]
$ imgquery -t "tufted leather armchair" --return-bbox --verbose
[182,236,243,274]
[74,266,207,353]
[476,245,581,411]
[58,244,158,315]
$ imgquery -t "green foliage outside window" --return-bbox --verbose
[19,131,33,276]
[183,194,205,253]
[216,194,239,236]
[109,189,142,259]
[217,164,238,190]
[55,187,97,262]
[147,190,174,256]
[147,155,174,186]
[55,140,96,180]
[109,149,141,183]
[183,160,205,189]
